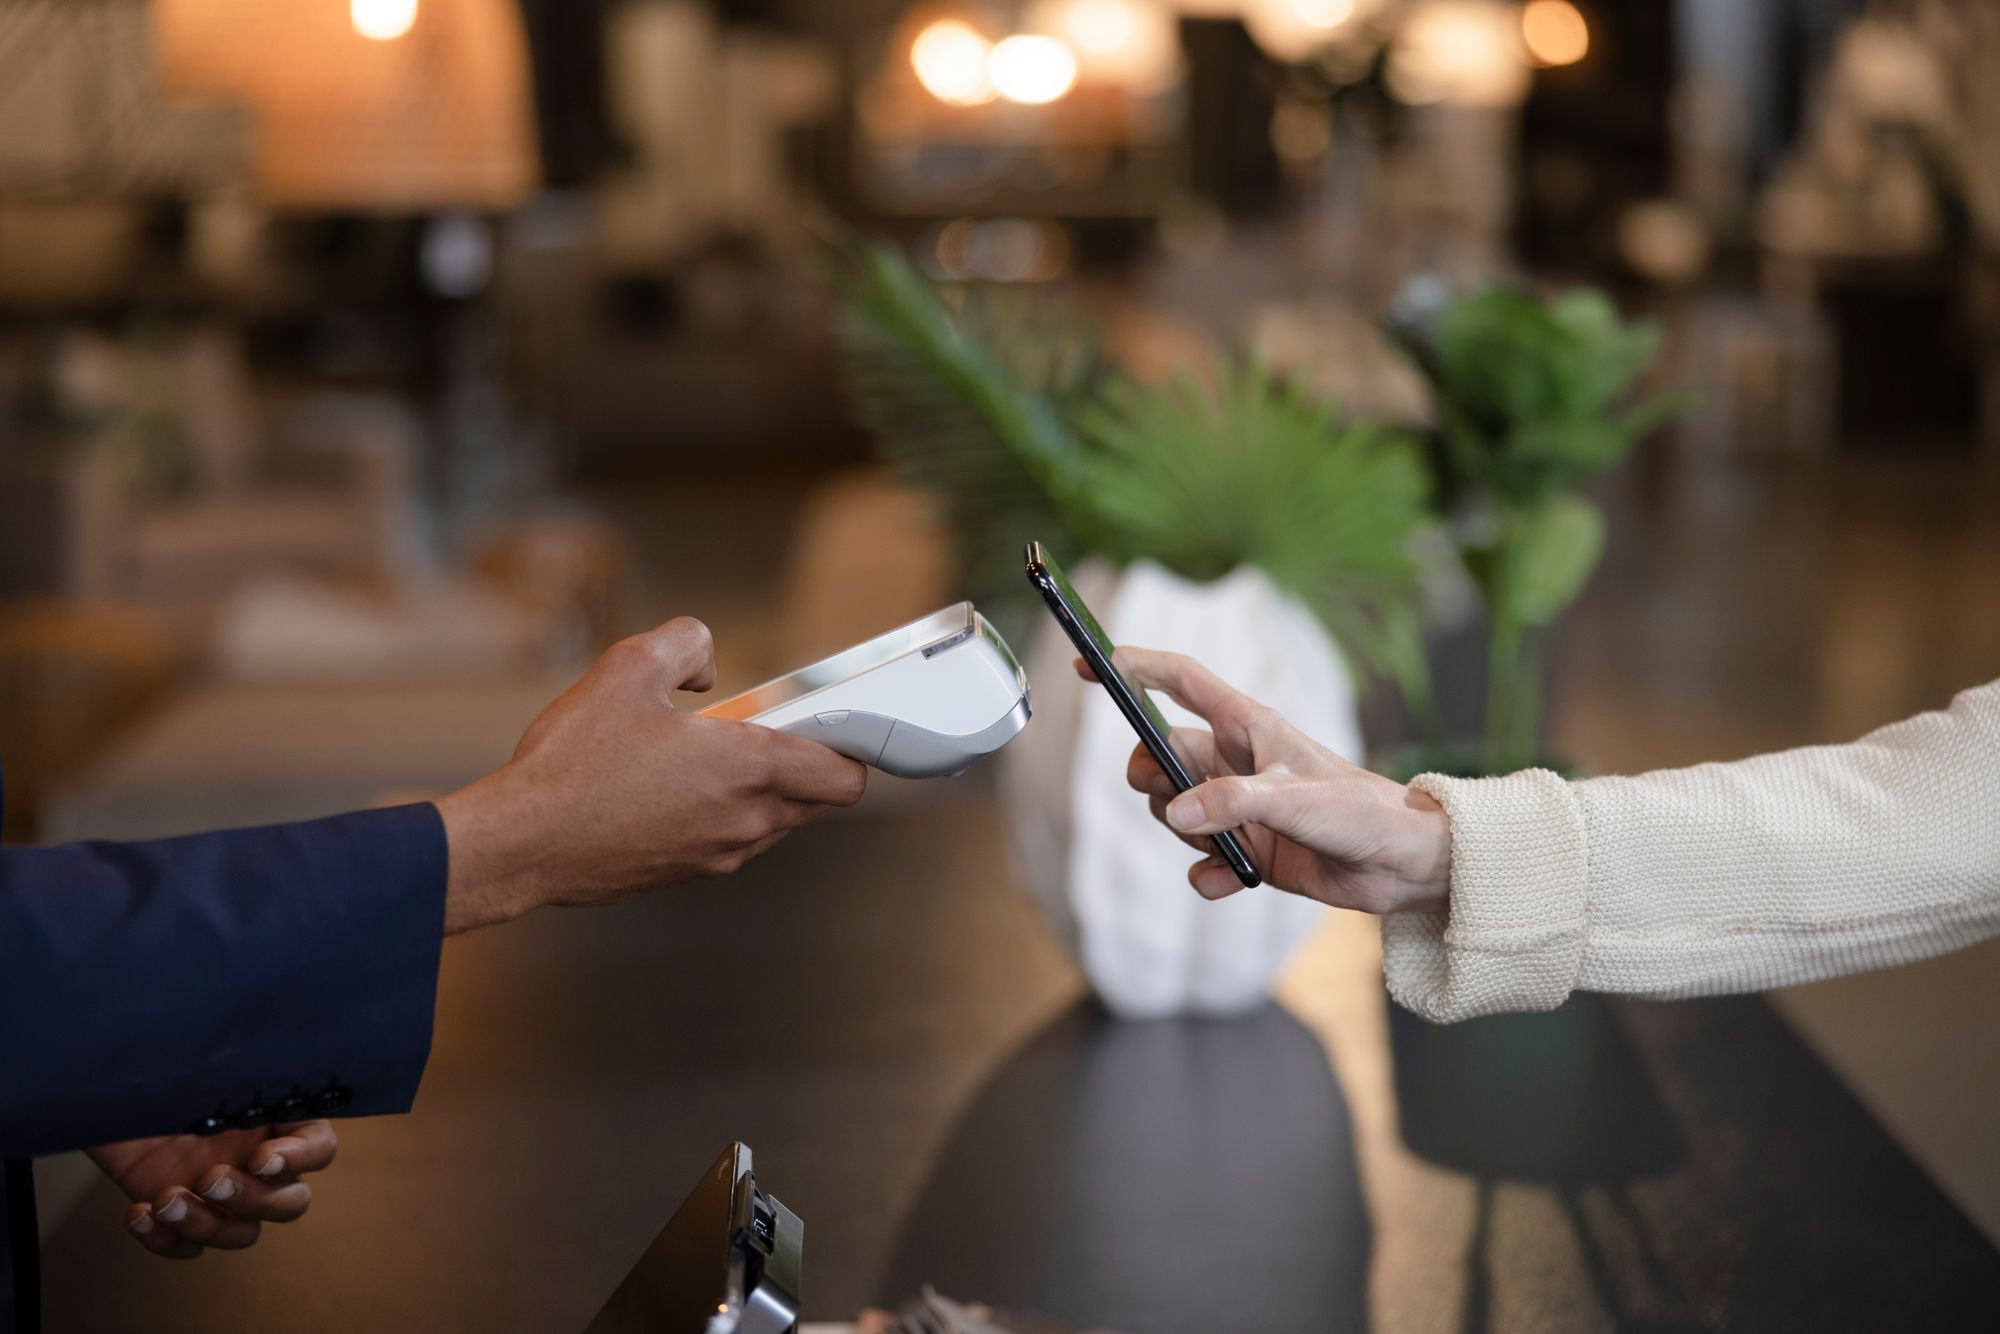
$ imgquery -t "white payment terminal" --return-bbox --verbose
[701,602,1031,778]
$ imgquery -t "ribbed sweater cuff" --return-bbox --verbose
[1380,768,1589,1023]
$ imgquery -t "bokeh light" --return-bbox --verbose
[351,0,418,42]
[1065,0,1139,54]
[1031,0,1179,91]
[1291,0,1356,30]
[912,20,997,106]
[989,34,1080,105]
[1242,0,1366,64]
[1521,0,1589,68]
[1387,1,1529,107]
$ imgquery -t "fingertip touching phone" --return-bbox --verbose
[1024,541,1261,889]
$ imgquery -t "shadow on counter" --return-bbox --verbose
[877,1000,1371,1334]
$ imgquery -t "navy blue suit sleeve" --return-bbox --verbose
[0,804,448,1159]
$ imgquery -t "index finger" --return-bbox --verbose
[251,1121,338,1179]
[760,728,869,808]
[1108,647,1262,740]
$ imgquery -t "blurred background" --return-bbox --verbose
[4,1,1999,1330]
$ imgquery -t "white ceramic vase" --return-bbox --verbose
[999,559,1364,1018]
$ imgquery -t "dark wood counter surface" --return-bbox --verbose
[39,799,2000,1332]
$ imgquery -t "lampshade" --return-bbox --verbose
[154,0,538,209]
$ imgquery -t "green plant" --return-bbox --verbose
[1389,287,1688,773]
[832,244,1099,627]
[1075,362,1436,724]
[832,244,1435,694]
[834,248,1684,778]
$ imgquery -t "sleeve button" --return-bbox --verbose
[274,1095,309,1122]
[316,1086,353,1115]
[235,1105,271,1129]
[191,1114,230,1137]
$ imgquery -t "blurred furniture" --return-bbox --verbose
[35,807,2000,1331]
[212,574,564,686]
[210,511,632,683]
[1674,293,1836,457]
[67,367,424,646]
[598,1,837,265]
[38,515,626,843]
[1747,7,2000,459]
[0,600,174,840]
[38,677,560,844]
[0,325,433,648]
[466,511,635,658]
[491,4,846,468]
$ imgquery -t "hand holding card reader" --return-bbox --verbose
[701,602,1030,778]
[1024,541,1261,888]
[583,1143,801,1334]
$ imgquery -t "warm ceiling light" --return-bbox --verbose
[1291,0,1355,29]
[989,34,1079,104]
[1387,1,1529,107]
[1244,0,1366,62]
[1521,0,1588,67]
[911,19,996,105]
[1065,0,1139,54]
[1031,0,1177,90]
[351,0,418,41]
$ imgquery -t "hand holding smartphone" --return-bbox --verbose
[1024,542,1262,889]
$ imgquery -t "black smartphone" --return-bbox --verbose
[1024,541,1261,888]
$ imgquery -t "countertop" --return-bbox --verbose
[38,799,2000,1332]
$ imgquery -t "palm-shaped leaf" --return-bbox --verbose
[1077,360,1433,681]
[831,244,1100,619]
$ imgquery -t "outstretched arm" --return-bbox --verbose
[1388,680,2000,1021]
[1098,650,2000,1023]
[3,616,866,1261]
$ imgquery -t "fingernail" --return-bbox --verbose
[129,1210,154,1235]
[256,1155,285,1178]
[201,1175,237,1203]
[1166,794,1205,830]
[156,1195,189,1224]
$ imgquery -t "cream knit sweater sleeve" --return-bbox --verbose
[1380,679,2000,1023]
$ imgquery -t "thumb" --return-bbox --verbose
[1164,774,1316,842]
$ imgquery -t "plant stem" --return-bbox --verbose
[1400,658,1450,761]
[1479,523,1522,775]
[1483,616,1521,775]
[1509,630,1544,772]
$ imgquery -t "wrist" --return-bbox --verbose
[435,770,548,934]
[1392,786,1453,914]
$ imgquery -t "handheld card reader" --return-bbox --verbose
[582,1142,801,1334]
[701,602,1030,778]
